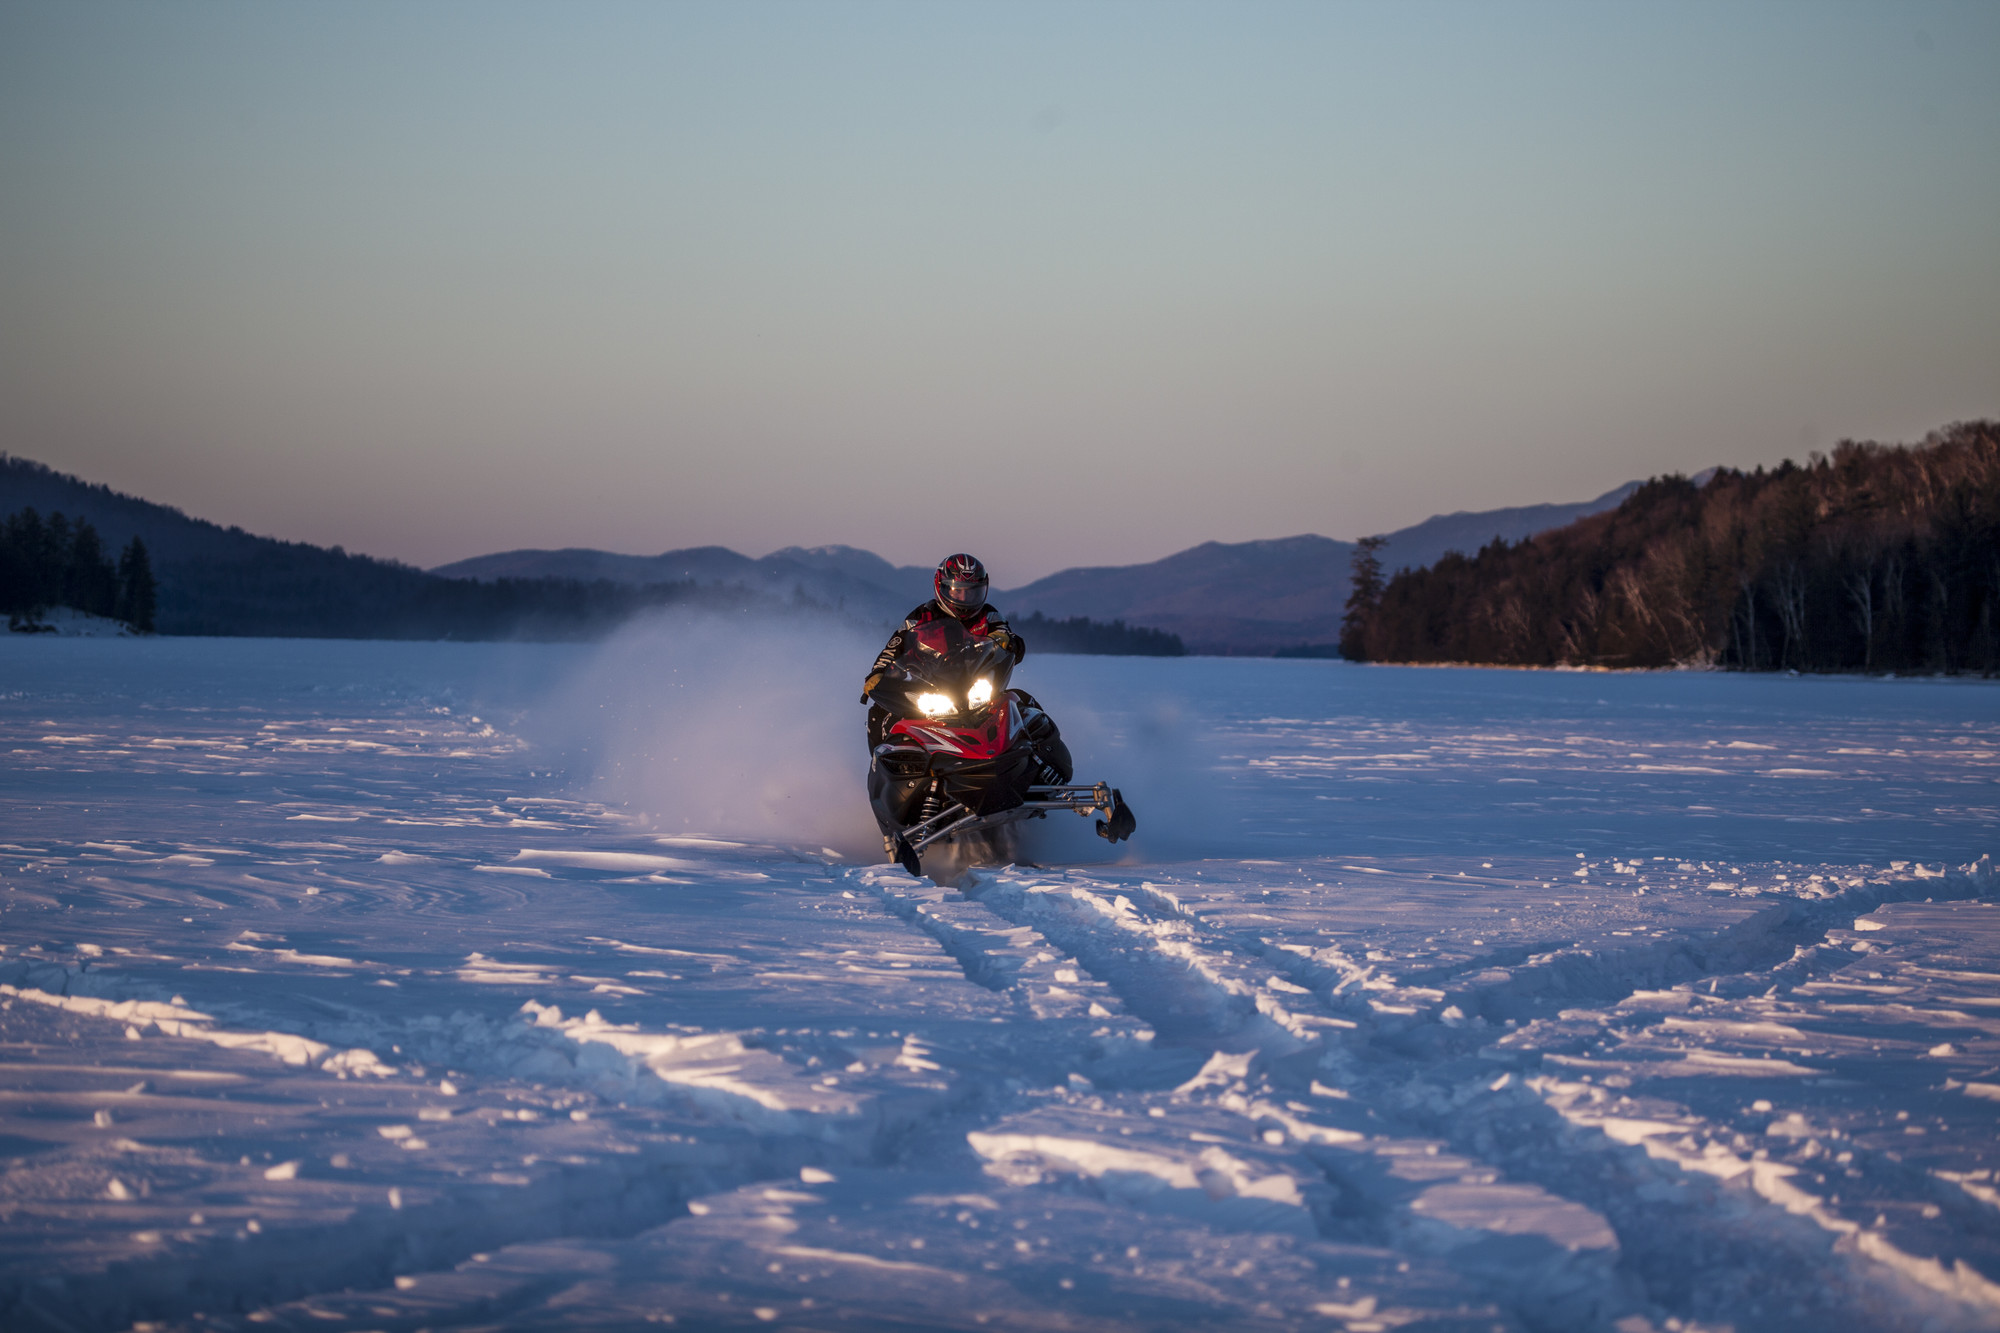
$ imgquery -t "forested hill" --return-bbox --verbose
[1340,421,1999,675]
[0,455,1185,652]
[0,454,743,639]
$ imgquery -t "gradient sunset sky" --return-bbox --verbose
[3,1,1995,582]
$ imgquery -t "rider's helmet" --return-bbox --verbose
[934,553,989,619]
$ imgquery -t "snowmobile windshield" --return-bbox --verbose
[872,618,1015,721]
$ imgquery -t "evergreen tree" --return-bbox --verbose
[40,512,71,611]
[65,518,119,616]
[116,537,157,632]
[0,508,39,616]
[2,508,63,619]
[1339,535,1386,660]
[2,508,134,626]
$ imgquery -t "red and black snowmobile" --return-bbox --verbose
[866,616,1135,876]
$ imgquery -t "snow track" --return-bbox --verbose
[940,855,2000,1331]
[2,636,1996,1330]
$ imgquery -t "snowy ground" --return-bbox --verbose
[2,627,1997,1332]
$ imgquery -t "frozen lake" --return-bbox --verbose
[2,627,1997,1332]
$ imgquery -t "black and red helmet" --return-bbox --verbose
[934,553,989,619]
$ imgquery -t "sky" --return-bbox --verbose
[1,1,1995,584]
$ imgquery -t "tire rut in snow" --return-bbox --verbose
[955,869,1327,1057]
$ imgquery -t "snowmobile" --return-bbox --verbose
[866,616,1135,876]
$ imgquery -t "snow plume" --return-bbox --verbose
[537,616,1233,866]
[1010,672,1239,866]
[538,609,885,857]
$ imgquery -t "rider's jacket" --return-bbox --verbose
[864,600,1025,699]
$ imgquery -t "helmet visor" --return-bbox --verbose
[940,575,987,613]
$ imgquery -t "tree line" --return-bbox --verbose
[2,509,157,632]
[1341,420,1999,674]
[1015,610,1186,656]
[162,548,719,640]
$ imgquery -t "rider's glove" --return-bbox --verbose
[860,671,884,703]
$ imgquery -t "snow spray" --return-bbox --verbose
[534,611,1239,866]
[533,609,887,858]
[1011,680,1238,866]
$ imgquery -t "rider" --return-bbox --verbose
[862,554,1025,748]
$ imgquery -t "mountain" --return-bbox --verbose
[996,535,1353,656]
[1371,482,1640,576]
[767,545,935,595]
[433,544,930,623]
[0,456,1173,648]
[0,455,284,572]
[996,482,1641,655]
[5,448,1646,652]
[0,455,741,639]
[431,486,1644,655]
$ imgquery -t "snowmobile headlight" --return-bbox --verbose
[915,692,956,718]
[967,677,994,708]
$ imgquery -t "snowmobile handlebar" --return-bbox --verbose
[866,629,1017,721]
